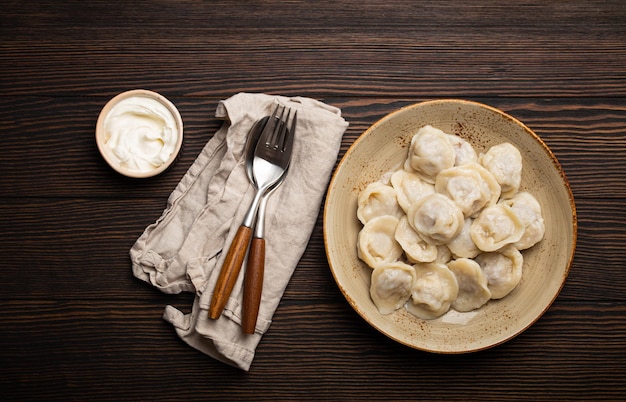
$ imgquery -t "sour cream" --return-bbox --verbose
[103,94,179,174]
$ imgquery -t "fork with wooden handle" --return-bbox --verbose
[241,110,297,334]
[208,105,296,323]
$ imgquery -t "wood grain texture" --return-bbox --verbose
[242,237,266,334]
[209,225,253,319]
[1,0,625,400]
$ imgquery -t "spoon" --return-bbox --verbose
[241,115,290,334]
[208,107,295,322]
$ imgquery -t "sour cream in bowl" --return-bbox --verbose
[96,89,183,178]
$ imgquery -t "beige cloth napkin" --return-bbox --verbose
[130,92,348,370]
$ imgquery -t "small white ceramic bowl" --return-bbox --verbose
[324,99,577,353]
[96,89,183,178]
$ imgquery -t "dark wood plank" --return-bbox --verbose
[1,0,625,400]
[1,300,624,401]
[1,2,625,98]
[1,97,625,199]
[0,195,624,302]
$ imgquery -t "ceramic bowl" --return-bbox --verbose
[323,99,577,353]
[96,89,183,178]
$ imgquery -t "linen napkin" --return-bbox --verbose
[130,92,348,370]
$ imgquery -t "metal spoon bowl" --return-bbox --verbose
[241,114,292,334]
[208,106,296,326]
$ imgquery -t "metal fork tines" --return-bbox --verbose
[209,104,297,322]
[264,106,297,152]
[252,105,296,190]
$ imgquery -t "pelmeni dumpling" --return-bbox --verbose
[447,258,491,312]
[358,215,403,269]
[435,163,498,217]
[470,204,525,252]
[356,125,546,320]
[466,162,502,210]
[357,182,403,225]
[434,245,453,264]
[404,125,455,183]
[370,262,416,315]
[394,216,437,263]
[479,142,522,199]
[405,263,459,320]
[408,193,464,245]
[501,192,545,250]
[447,218,480,259]
[390,169,435,213]
[475,245,523,299]
[447,134,478,166]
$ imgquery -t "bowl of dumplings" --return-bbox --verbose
[323,99,577,353]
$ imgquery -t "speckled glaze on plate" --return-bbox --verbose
[323,99,577,353]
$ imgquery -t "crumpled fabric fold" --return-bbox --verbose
[130,92,348,370]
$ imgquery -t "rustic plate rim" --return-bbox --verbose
[323,98,577,353]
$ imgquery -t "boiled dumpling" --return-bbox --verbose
[479,142,522,199]
[447,134,478,166]
[405,262,459,320]
[447,218,480,259]
[501,191,545,250]
[390,169,435,213]
[407,193,464,245]
[357,182,403,225]
[404,125,455,183]
[434,245,453,264]
[357,126,545,319]
[470,204,525,252]
[435,163,499,217]
[358,215,403,269]
[394,216,437,263]
[435,165,487,217]
[447,258,491,312]
[475,245,523,299]
[370,262,416,315]
[466,162,502,210]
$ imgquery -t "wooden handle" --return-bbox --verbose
[242,237,265,334]
[208,225,252,320]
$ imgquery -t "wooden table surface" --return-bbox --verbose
[1,1,625,400]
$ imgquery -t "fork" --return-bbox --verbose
[209,105,296,321]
